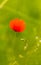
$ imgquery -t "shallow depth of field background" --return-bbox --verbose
[0,0,41,65]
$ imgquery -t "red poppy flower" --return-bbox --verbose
[9,18,26,32]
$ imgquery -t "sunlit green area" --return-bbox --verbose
[0,0,41,65]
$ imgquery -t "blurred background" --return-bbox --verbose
[0,0,41,65]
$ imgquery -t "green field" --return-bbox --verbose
[0,0,41,65]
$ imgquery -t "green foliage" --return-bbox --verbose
[0,0,41,65]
